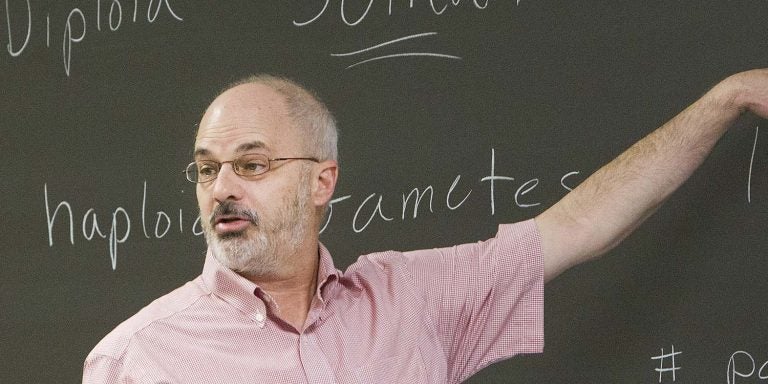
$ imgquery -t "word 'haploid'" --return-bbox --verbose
[45,182,202,270]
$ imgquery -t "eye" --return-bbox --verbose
[197,162,218,177]
[238,156,269,175]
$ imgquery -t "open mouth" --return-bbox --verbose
[213,214,255,234]
[209,201,259,236]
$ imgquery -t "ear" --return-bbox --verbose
[311,160,339,207]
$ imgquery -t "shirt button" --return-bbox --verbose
[254,312,265,322]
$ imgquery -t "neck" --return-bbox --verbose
[240,238,321,330]
[259,270,318,330]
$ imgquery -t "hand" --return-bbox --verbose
[538,68,768,282]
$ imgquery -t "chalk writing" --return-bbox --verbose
[323,148,577,233]
[331,32,461,69]
[481,147,551,214]
[728,351,768,384]
[560,171,580,192]
[293,0,515,27]
[3,0,183,76]
[44,148,579,269]
[4,0,30,56]
[651,345,682,382]
[748,126,760,203]
[45,181,202,270]
[320,175,471,233]
[320,195,353,233]
[480,147,515,215]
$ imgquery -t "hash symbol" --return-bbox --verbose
[651,345,682,382]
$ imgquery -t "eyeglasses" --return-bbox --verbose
[183,153,319,183]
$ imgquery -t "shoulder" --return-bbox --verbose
[362,220,541,272]
[85,277,209,361]
[341,219,541,278]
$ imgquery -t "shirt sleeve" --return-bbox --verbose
[401,219,544,383]
[82,354,125,384]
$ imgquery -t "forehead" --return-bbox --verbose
[194,83,301,157]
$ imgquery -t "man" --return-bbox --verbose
[83,70,768,383]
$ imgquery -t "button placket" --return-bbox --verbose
[299,333,336,383]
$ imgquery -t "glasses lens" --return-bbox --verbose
[190,161,219,183]
[184,162,198,183]
[235,154,269,176]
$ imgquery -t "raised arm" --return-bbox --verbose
[537,69,768,282]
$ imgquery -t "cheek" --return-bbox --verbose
[243,189,270,215]
[245,183,292,216]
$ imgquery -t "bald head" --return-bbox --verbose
[201,75,338,162]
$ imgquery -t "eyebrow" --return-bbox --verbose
[193,141,267,159]
[235,141,267,153]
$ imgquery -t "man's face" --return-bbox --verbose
[194,83,315,276]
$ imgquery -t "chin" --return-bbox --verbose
[209,230,280,276]
[217,229,248,240]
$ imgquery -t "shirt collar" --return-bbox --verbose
[201,249,264,320]
[316,242,342,302]
[200,243,341,314]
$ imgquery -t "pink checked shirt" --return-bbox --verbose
[83,220,544,383]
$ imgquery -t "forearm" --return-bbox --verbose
[537,73,749,282]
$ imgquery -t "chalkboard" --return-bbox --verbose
[3,1,768,382]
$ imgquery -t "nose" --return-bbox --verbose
[211,163,245,203]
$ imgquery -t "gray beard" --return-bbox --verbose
[202,176,312,277]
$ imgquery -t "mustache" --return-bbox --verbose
[209,201,260,228]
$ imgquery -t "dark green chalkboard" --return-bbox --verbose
[3,1,768,382]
